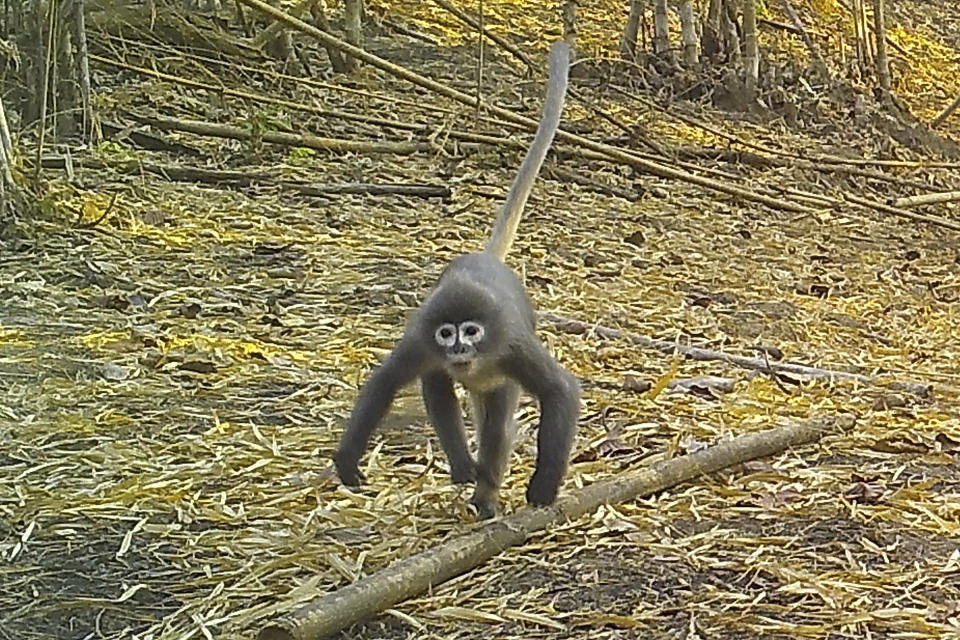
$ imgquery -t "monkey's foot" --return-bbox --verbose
[468,487,500,520]
[468,496,498,520]
[526,472,560,506]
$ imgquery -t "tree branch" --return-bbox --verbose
[258,414,854,640]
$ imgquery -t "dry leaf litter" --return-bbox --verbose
[2,0,960,639]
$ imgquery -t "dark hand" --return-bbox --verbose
[333,451,365,487]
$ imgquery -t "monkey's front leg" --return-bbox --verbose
[523,367,580,507]
[334,345,418,487]
[421,372,476,484]
[468,384,521,519]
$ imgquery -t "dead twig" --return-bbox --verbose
[781,0,829,78]
[142,115,437,155]
[251,0,318,49]
[758,17,827,40]
[613,85,960,170]
[91,54,513,151]
[842,192,960,232]
[38,155,451,199]
[891,190,960,208]
[931,92,960,128]
[543,314,934,398]
[258,414,854,640]
[288,183,451,198]
[76,191,118,228]
[546,166,640,201]
[672,146,938,191]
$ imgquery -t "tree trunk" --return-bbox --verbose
[872,0,890,97]
[621,0,644,60]
[720,0,740,62]
[562,0,578,46]
[742,0,758,97]
[701,0,723,60]
[72,0,96,143]
[310,1,349,73]
[653,0,671,58]
[344,0,363,71]
[678,0,699,68]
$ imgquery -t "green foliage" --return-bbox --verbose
[95,140,138,161]
[286,146,317,165]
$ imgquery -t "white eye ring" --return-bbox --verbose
[459,321,485,346]
[435,323,457,347]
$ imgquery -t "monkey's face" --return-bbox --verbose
[434,320,486,378]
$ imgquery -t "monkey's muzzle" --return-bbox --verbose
[446,350,476,378]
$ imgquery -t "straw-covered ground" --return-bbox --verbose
[2,0,960,638]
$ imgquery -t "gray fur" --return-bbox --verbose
[334,42,578,519]
[486,41,571,260]
[421,371,475,484]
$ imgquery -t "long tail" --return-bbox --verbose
[484,41,571,261]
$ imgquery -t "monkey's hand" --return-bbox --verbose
[333,451,366,487]
[526,471,560,507]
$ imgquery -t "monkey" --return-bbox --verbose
[334,41,578,520]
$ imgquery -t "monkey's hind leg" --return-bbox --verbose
[468,383,522,520]
[422,371,476,484]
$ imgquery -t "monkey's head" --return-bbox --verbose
[421,279,503,380]
[434,320,486,377]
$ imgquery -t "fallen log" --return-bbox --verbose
[258,414,854,640]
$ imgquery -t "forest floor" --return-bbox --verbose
[2,0,960,639]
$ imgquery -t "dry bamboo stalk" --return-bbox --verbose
[782,0,829,78]
[431,0,535,71]
[835,0,907,57]
[742,0,758,96]
[620,0,644,60]
[543,314,934,397]
[930,93,960,127]
[236,0,815,215]
[343,0,363,71]
[258,414,854,640]
[872,0,890,95]
[72,0,96,144]
[652,0,670,57]
[144,115,436,155]
[562,0,578,45]
[679,0,699,68]
[37,154,452,198]
[892,191,960,208]
[843,192,960,233]
[0,98,14,186]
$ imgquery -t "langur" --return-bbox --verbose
[334,42,578,519]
